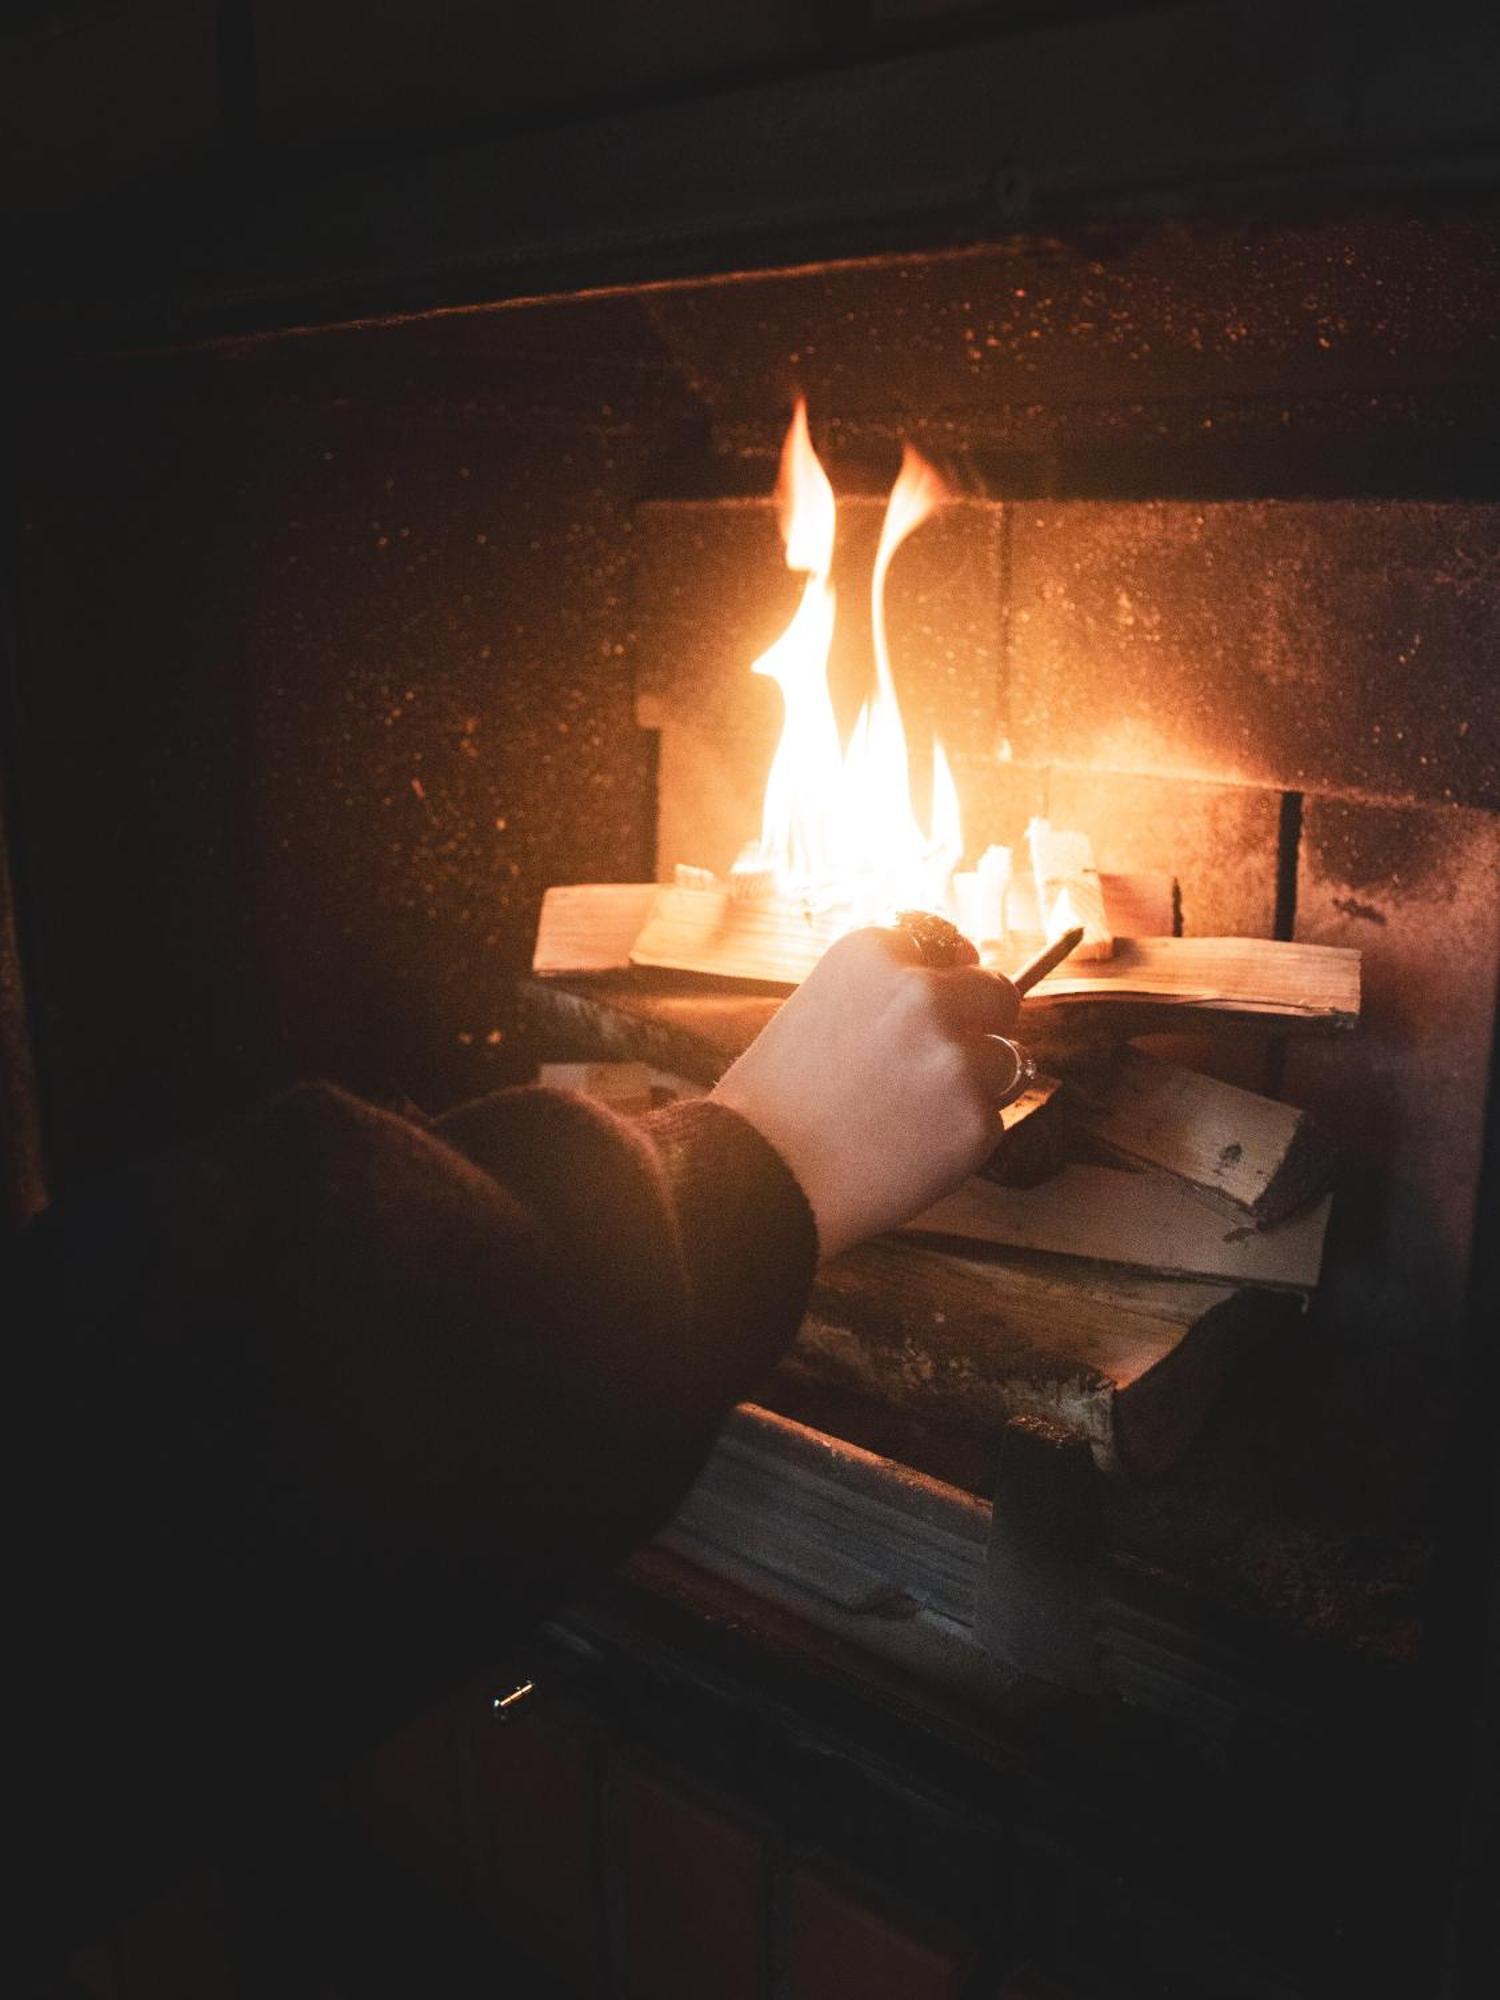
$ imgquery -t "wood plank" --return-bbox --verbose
[536,873,1173,984]
[629,884,833,984]
[1003,935,1360,1029]
[532,883,662,975]
[1068,1046,1336,1223]
[786,1239,1291,1475]
[900,1164,1331,1290]
[623,885,1359,1032]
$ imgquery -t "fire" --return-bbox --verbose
[734,401,963,925]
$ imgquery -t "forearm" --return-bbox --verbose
[10,1080,817,1948]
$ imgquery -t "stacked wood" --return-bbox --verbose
[525,883,1360,1478]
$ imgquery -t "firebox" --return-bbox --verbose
[5,3,1497,1994]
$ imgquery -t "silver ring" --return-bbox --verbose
[988,1035,1038,1108]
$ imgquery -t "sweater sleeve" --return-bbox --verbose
[8,1079,817,1957]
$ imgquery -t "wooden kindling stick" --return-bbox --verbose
[1009,925,1086,995]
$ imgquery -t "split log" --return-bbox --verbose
[1068,1045,1336,1223]
[788,1238,1294,1475]
[901,1163,1331,1291]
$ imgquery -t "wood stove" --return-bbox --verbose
[4,3,1496,1994]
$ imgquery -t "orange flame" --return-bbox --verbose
[737,403,963,924]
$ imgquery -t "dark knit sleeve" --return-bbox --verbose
[10,1079,817,1958]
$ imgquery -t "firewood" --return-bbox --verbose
[531,883,661,976]
[900,1163,1331,1290]
[534,873,1174,986]
[787,1239,1295,1475]
[613,885,1359,1032]
[1067,1046,1336,1223]
[1009,935,1359,1031]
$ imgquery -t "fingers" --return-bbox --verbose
[931,965,1021,1038]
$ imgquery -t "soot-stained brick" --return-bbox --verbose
[1044,768,1281,937]
[1007,501,1500,809]
[642,215,1500,496]
[12,348,662,1182]
[1283,795,1500,1350]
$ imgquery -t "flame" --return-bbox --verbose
[737,403,963,925]
[1047,881,1086,942]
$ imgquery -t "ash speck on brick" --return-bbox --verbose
[1331,894,1388,924]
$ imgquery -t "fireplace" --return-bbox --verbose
[4,3,1497,1993]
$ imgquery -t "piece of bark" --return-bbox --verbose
[787,1238,1292,1475]
[1068,1046,1335,1223]
[901,1163,1331,1291]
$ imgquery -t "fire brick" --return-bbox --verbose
[641,216,1500,464]
[472,1699,603,1994]
[1044,769,1281,939]
[618,1767,766,2000]
[789,1869,978,2000]
[1284,794,1500,1343]
[1007,502,1500,811]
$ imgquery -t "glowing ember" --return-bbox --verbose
[733,400,963,926]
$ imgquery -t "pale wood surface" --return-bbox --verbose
[1069,1045,1335,1222]
[901,1163,1331,1290]
[1002,935,1360,1027]
[532,883,662,975]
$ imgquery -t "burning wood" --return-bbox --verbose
[523,395,1365,1475]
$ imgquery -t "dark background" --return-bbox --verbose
[3,5,1497,1996]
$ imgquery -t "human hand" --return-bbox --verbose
[711,926,1023,1262]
